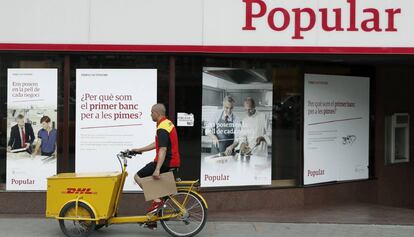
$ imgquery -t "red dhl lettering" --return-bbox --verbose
[62,188,97,195]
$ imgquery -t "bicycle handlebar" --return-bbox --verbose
[119,150,141,158]
[117,150,141,171]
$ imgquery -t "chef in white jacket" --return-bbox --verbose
[238,97,271,157]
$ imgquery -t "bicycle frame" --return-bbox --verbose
[101,153,207,225]
[107,181,205,225]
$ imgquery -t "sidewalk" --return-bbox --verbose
[2,203,414,237]
[0,217,414,237]
[209,203,414,225]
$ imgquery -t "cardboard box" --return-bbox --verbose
[141,172,177,201]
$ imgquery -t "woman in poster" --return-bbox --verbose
[33,115,57,157]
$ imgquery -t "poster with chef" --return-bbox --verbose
[6,68,58,191]
[304,74,370,185]
[201,67,273,187]
[76,69,157,191]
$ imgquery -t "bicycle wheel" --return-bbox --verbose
[58,202,96,237]
[160,191,207,237]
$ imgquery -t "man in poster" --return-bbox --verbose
[238,97,270,156]
[7,114,35,153]
[206,96,239,156]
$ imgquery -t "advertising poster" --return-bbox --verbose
[201,67,273,187]
[6,69,58,191]
[76,69,157,191]
[304,74,370,185]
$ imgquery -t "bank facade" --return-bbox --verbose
[0,0,413,215]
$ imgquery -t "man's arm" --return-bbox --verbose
[153,147,167,179]
[132,142,155,153]
[7,127,15,151]
[33,139,41,156]
[224,118,241,155]
[205,120,219,147]
[53,142,57,157]
[208,134,219,148]
[152,128,170,179]
[205,112,222,148]
[27,124,35,144]
[224,141,239,156]
[33,131,42,155]
[255,113,271,145]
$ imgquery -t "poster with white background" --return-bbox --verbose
[304,74,369,185]
[76,69,157,191]
[201,67,273,187]
[7,69,58,191]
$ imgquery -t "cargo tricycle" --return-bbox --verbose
[46,150,208,237]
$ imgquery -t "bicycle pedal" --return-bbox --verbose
[142,222,157,230]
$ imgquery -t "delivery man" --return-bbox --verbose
[132,103,180,228]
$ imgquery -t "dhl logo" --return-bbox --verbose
[62,188,97,195]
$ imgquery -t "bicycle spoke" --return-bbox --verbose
[188,212,203,219]
[186,202,199,212]
[166,202,179,211]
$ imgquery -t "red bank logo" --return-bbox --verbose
[308,169,325,177]
[62,188,97,195]
[242,0,402,40]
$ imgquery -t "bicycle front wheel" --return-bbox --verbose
[160,191,207,237]
[58,202,96,237]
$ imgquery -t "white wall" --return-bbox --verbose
[0,0,413,48]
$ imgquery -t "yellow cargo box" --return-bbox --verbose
[46,172,123,220]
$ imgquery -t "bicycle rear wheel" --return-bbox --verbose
[160,191,207,237]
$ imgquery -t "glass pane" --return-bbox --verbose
[394,127,408,160]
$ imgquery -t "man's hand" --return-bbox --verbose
[152,169,160,179]
[132,148,143,154]
[256,136,266,145]
[224,145,234,156]
[239,142,250,155]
